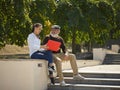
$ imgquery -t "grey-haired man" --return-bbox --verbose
[43,25,84,86]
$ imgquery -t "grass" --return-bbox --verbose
[0,45,29,59]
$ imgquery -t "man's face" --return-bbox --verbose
[51,28,60,35]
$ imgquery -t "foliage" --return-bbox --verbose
[0,0,120,53]
[29,0,56,39]
[0,0,32,48]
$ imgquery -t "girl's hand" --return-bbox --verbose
[41,45,48,50]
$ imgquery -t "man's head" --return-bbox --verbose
[50,25,60,37]
[32,23,43,35]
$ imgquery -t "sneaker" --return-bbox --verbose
[47,82,54,86]
[73,74,85,80]
[60,80,66,86]
[48,66,56,72]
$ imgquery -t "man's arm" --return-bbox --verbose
[60,38,67,54]
[60,38,69,60]
[42,36,49,45]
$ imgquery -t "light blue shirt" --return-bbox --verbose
[27,33,44,56]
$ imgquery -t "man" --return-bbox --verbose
[43,25,84,86]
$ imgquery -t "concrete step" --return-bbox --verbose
[103,61,120,63]
[48,84,120,90]
[104,59,120,61]
[103,54,120,64]
[111,59,120,60]
[62,72,120,78]
[104,61,120,64]
[48,65,120,90]
[105,54,120,56]
[55,77,120,85]
[104,62,120,65]
[104,60,120,62]
[103,61,120,64]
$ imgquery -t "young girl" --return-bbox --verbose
[27,23,55,84]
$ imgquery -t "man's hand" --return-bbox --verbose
[64,52,69,60]
[64,55,69,60]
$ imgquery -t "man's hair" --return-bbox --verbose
[51,25,61,29]
[32,23,42,32]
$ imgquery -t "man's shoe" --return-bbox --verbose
[73,74,85,80]
[60,81,66,86]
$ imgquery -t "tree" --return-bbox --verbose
[111,0,120,39]
[0,0,120,54]
[86,1,114,48]
[53,0,89,53]
[0,0,32,48]
[29,0,56,39]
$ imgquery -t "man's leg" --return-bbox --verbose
[68,54,84,80]
[68,54,78,75]
[57,53,78,75]
[53,54,64,82]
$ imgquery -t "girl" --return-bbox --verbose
[27,23,55,78]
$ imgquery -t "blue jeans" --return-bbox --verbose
[31,50,53,64]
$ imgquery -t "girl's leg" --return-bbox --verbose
[49,71,55,85]
[42,50,53,64]
[31,51,55,84]
[43,51,55,85]
[31,51,53,65]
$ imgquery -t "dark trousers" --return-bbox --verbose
[31,50,53,64]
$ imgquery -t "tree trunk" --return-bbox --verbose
[88,41,92,52]
[72,30,76,54]
[75,44,81,53]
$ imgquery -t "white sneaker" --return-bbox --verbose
[60,81,66,86]
[48,67,56,72]
[73,74,85,80]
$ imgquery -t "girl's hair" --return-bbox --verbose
[32,23,42,32]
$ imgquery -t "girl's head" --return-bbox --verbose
[32,23,43,35]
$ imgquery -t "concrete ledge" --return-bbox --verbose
[93,48,106,61]
[112,45,119,53]
[0,59,48,90]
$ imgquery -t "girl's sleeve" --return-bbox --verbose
[27,35,40,50]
